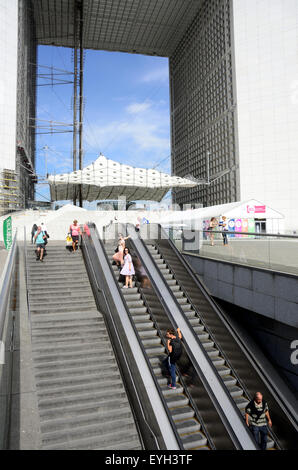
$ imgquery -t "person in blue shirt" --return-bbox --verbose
[34,226,47,262]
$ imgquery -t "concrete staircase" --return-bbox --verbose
[26,242,142,450]
[147,243,276,450]
[104,242,210,450]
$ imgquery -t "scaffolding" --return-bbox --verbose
[0,169,21,217]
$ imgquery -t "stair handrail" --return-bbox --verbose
[0,230,18,344]
[0,229,17,449]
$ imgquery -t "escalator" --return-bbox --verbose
[131,223,298,450]
[104,242,210,450]
[98,225,257,450]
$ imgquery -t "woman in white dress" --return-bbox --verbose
[120,248,135,288]
[112,234,130,267]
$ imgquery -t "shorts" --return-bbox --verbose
[36,243,45,249]
[72,235,79,243]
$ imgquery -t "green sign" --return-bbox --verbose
[3,216,12,250]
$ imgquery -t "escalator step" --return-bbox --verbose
[144,345,165,355]
[166,394,189,409]
[141,337,161,347]
[171,406,195,421]
[181,432,208,450]
[227,386,244,398]
[215,365,231,376]
[161,384,184,397]
[176,418,201,434]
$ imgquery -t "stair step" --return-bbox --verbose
[40,406,133,433]
[41,418,138,448]
[39,397,131,421]
[30,304,96,314]
[38,389,128,410]
[31,318,104,330]
[33,354,115,370]
[42,429,141,450]
[35,362,117,379]
[31,330,107,342]
[36,370,120,389]
[33,347,113,363]
[36,378,124,400]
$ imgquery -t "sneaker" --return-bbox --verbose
[167,384,176,390]
[36,257,39,261]
[40,258,43,262]
[123,285,128,289]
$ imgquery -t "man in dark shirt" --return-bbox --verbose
[245,392,272,450]
[162,327,182,390]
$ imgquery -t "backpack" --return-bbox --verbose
[170,338,182,363]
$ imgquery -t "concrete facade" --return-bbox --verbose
[184,253,298,329]
[0,0,18,172]
[184,252,298,392]
[0,0,36,215]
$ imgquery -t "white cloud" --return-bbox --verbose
[84,99,170,168]
[141,66,169,84]
[126,101,152,114]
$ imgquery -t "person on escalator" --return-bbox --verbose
[245,392,272,450]
[120,247,135,288]
[162,327,182,390]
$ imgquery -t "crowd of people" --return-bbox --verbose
[31,219,91,260]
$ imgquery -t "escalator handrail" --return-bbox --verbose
[87,226,183,450]
[81,232,152,449]
[154,230,284,449]
[161,224,298,434]
[127,224,257,450]
[135,277,216,450]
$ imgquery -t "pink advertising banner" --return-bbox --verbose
[246,204,266,214]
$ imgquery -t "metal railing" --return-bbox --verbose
[0,230,18,449]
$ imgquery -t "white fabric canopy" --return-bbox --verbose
[48,155,199,202]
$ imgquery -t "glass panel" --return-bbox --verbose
[181,230,298,276]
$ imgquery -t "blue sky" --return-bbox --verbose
[35,46,171,205]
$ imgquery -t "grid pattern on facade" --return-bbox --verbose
[31,0,203,57]
[15,0,37,211]
[170,0,239,208]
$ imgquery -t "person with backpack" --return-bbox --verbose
[33,226,47,262]
[162,327,182,390]
[245,392,272,450]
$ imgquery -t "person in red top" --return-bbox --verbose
[83,223,90,237]
[69,219,81,252]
